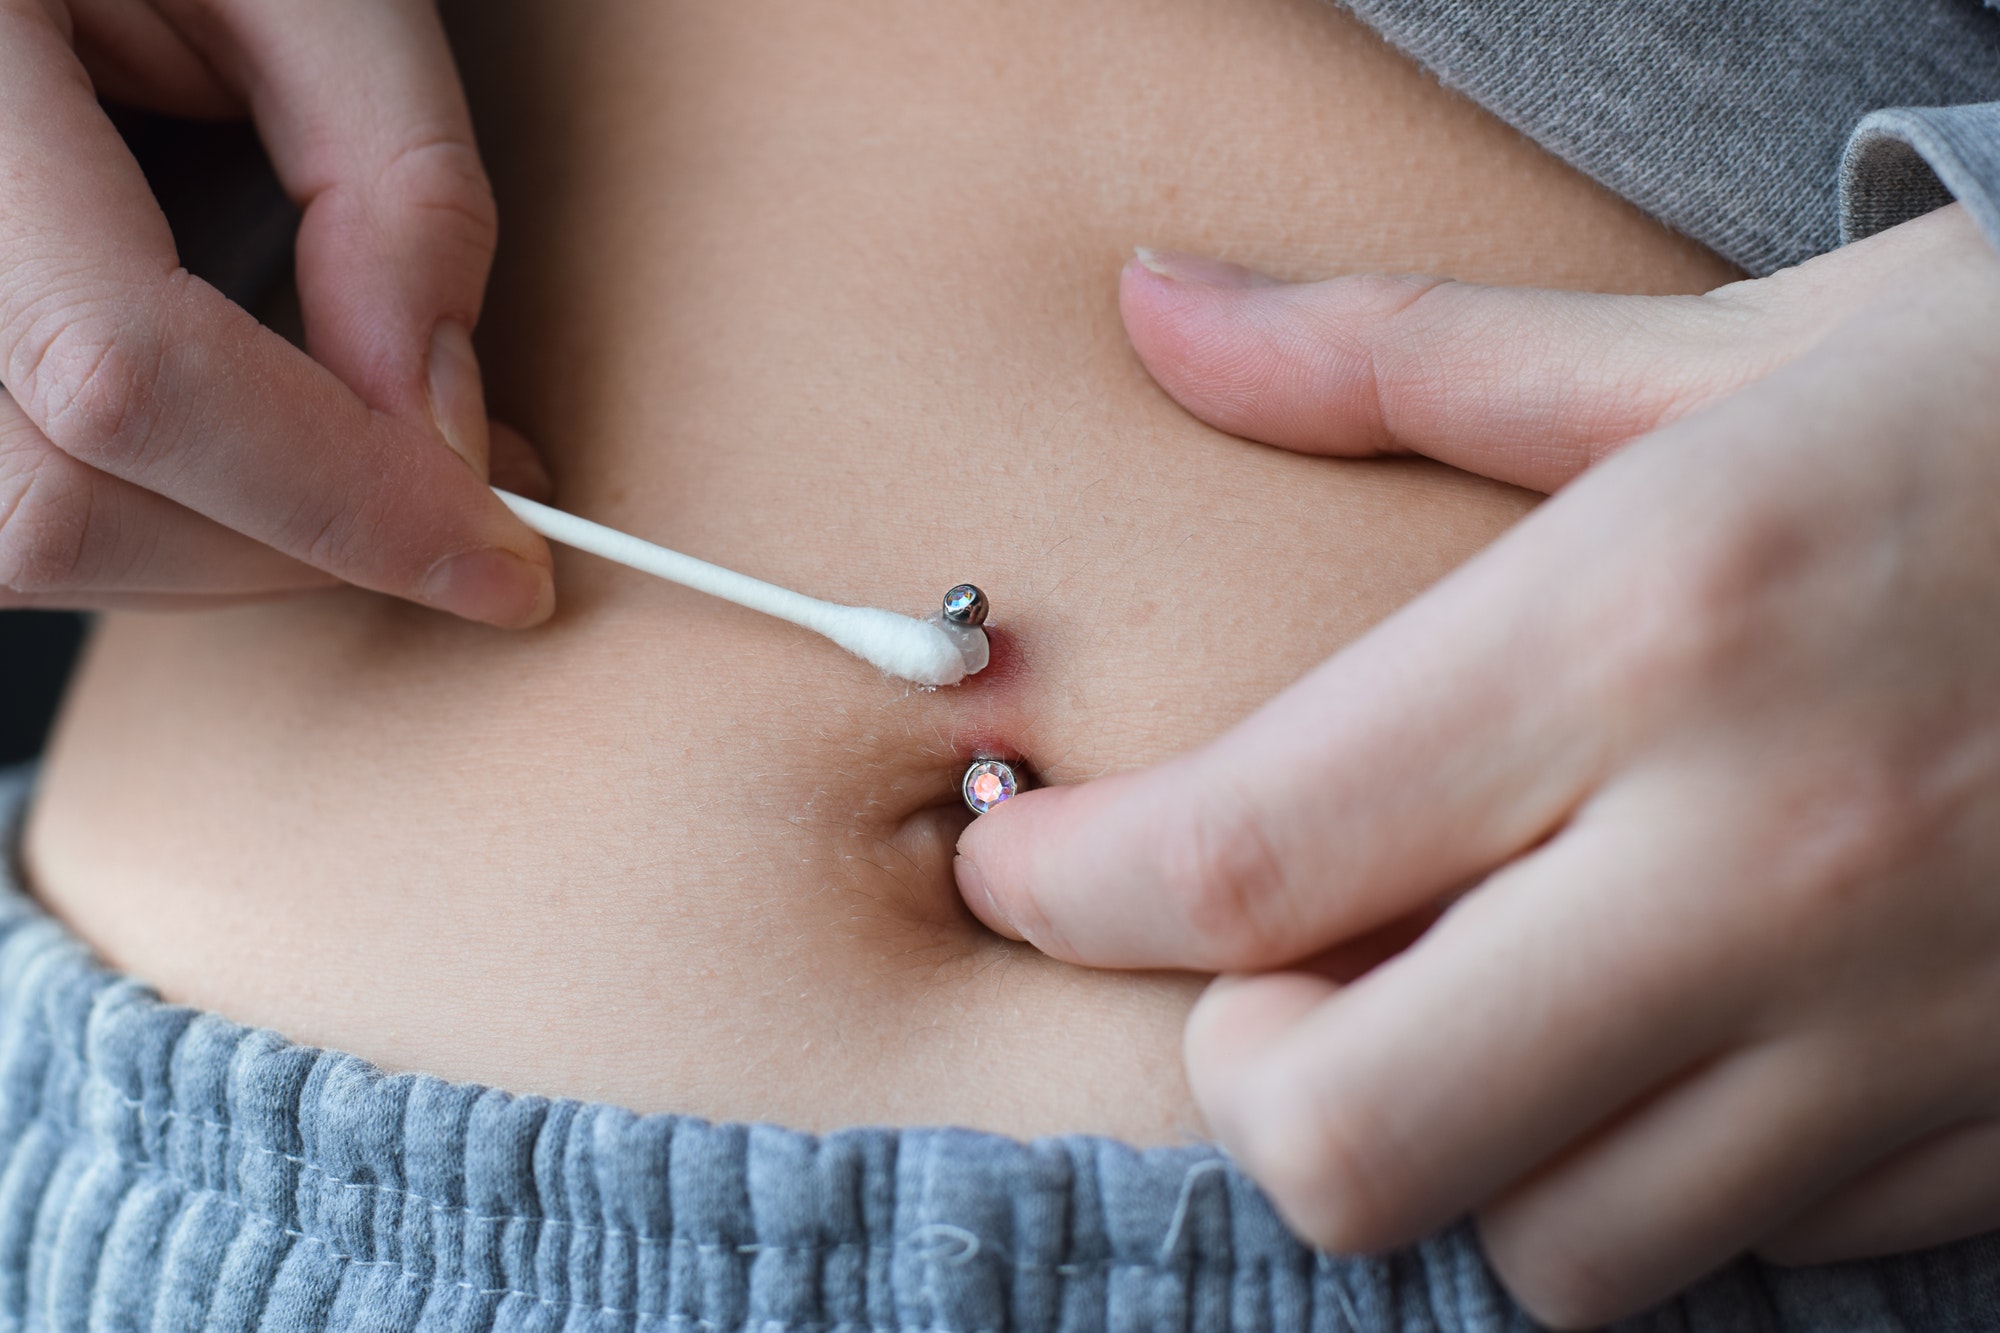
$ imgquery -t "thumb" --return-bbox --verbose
[1120,247,1845,493]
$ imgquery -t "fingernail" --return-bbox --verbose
[420,547,555,628]
[1132,247,1284,289]
[954,854,1024,941]
[428,320,491,477]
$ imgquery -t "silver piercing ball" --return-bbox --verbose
[930,584,991,677]
[943,584,989,627]
[962,758,1022,815]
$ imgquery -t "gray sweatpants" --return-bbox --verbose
[4,768,2000,1331]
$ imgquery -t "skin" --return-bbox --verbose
[25,0,1730,1149]
[957,204,2000,1324]
[0,0,551,623]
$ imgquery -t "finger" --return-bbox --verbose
[207,0,502,468]
[0,388,328,602]
[1759,1119,2000,1266]
[0,3,551,624]
[1120,249,1838,492]
[1181,797,1755,1261]
[488,420,553,503]
[954,481,1615,970]
[1184,971,1338,1089]
[1478,1038,1929,1328]
[68,0,239,117]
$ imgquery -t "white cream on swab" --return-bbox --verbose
[493,488,975,687]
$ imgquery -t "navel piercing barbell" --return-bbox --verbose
[941,583,1018,813]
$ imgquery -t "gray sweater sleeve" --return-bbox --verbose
[1842,103,2000,251]
[1334,0,2000,275]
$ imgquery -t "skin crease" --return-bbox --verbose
[24,0,1733,1144]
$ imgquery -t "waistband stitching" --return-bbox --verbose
[97,1083,1249,1301]
[102,1118,1215,1325]
[179,1193,1005,1330]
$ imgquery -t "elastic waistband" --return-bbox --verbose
[0,767,1521,1331]
[6,764,2000,1331]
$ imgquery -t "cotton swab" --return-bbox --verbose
[493,489,986,687]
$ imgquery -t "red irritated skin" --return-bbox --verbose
[957,205,2000,1326]
[943,625,1038,792]
[967,623,1028,692]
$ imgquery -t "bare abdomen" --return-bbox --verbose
[24,0,1735,1142]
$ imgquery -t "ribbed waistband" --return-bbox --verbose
[4,764,1999,1331]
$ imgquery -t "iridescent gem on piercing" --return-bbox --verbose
[943,583,989,627]
[962,757,1022,815]
[932,584,992,676]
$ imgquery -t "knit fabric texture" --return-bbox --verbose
[1336,0,2000,273]
[1844,102,2000,247]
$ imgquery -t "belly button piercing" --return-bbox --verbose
[942,584,987,626]
[962,757,1025,815]
[492,489,990,687]
[929,583,991,676]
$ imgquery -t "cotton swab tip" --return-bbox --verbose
[820,607,971,687]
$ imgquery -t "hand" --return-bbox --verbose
[0,0,551,622]
[955,204,2000,1325]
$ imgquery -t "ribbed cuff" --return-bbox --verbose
[1841,102,2000,251]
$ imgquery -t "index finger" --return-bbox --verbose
[954,483,1621,971]
[213,0,504,456]
[0,1,550,626]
